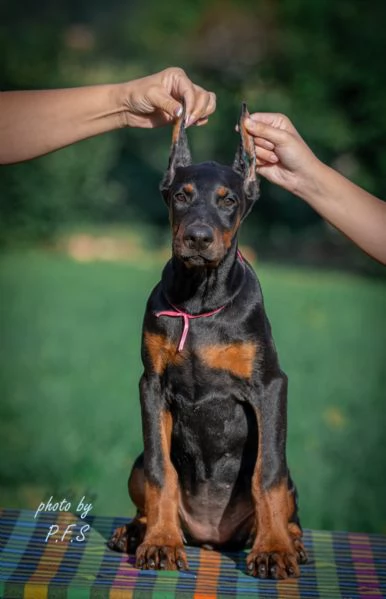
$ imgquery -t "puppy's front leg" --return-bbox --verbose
[247,371,299,580]
[135,373,188,570]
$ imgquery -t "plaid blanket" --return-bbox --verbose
[0,508,385,598]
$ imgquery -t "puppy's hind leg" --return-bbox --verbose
[287,473,308,565]
[108,454,147,554]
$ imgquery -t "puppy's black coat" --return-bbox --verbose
[108,104,307,579]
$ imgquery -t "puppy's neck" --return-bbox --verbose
[162,239,245,314]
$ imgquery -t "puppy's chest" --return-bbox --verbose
[144,320,261,382]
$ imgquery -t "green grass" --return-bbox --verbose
[0,249,385,533]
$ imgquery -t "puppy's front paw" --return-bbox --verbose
[246,544,299,579]
[135,541,188,570]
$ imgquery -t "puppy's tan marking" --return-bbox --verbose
[183,183,194,194]
[144,332,185,375]
[222,215,241,249]
[198,341,257,379]
[216,186,229,197]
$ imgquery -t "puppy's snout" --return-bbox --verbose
[183,224,214,251]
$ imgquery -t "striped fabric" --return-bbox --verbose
[1,508,386,598]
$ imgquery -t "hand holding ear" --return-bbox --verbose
[244,112,386,264]
[120,67,216,129]
[244,113,320,195]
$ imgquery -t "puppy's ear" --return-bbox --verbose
[160,103,192,203]
[233,102,260,219]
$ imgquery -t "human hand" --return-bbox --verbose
[244,113,321,195]
[119,67,216,129]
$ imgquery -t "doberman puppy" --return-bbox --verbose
[108,104,307,579]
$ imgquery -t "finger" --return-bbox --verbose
[253,137,275,151]
[194,117,209,127]
[204,91,216,118]
[188,95,208,125]
[248,112,296,133]
[186,87,215,127]
[244,118,289,146]
[173,77,215,125]
[255,157,269,167]
[255,147,279,163]
[171,77,197,123]
[190,90,216,125]
[146,86,183,119]
[186,88,209,126]
[166,67,216,125]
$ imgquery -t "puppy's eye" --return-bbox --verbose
[174,193,188,204]
[219,196,237,208]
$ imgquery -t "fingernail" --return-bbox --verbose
[175,105,183,117]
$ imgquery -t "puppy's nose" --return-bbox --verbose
[183,224,214,250]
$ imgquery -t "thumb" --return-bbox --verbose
[148,87,183,118]
[244,118,289,147]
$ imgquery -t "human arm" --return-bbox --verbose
[244,113,386,265]
[0,67,215,165]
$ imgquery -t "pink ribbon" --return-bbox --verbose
[155,303,225,352]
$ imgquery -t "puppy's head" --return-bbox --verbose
[160,103,259,268]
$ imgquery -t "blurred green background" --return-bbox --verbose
[1,0,385,534]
